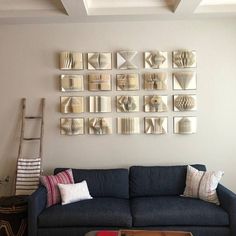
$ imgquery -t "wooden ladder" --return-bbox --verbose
[14,98,45,196]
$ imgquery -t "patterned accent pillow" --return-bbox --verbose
[40,169,74,207]
[183,165,224,205]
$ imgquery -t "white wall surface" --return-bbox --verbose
[0,19,236,195]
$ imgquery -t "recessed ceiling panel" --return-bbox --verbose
[85,0,176,8]
[0,0,64,11]
[200,0,236,5]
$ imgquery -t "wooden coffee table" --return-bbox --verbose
[85,230,193,236]
[120,230,192,236]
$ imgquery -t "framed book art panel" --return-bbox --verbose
[60,118,84,135]
[88,96,112,113]
[116,74,139,91]
[60,51,84,70]
[88,74,112,91]
[117,117,140,134]
[60,75,84,92]
[88,117,112,135]
[60,96,84,113]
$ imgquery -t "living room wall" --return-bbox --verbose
[0,19,236,195]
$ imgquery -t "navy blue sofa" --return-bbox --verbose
[28,165,236,236]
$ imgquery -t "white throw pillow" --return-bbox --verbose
[183,165,224,205]
[58,181,93,205]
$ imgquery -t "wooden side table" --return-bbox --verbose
[0,195,28,236]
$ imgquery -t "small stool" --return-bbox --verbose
[0,195,28,236]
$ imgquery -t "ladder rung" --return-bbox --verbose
[25,116,42,119]
[23,138,41,141]
[18,157,41,159]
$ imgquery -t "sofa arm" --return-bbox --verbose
[28,186,47,236]
[217,184,236,236]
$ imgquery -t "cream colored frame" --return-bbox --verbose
[116,96,139,112]
[60,96,84,114]
[88,74,112,91]
[172,71,197,90]
[60,75,84,92]
[60,118,84,135]
[88,96,111,113]
[144,51,168,69]
[174,116,197,134]
[117,117,140,134]
[116,74,139,91]
[173,94,197,112]
[172,50,197,68]
[87,52,112,70]
[117,51,138,70]
[88,117,112,135]
[144,117,168,134]
[60,51,83,70]
[144,95,168,112]
[143,72,167,90]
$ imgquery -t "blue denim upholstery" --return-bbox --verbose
[130,165,206,197]
[54,168,129,199]
[217,184,236,236]
[37,227,230,236]
[28,186,47,236]
[27,165,236,236]
[131,196,229,226]
[38,198,132,227]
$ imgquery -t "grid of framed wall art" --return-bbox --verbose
[58,50,197,135]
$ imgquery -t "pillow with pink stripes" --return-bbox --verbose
[40,169,74,207]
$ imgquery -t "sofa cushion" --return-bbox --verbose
[131,196,229,227]
[54,168,129,199]
[38,198,132,227]
[130,165,206,197]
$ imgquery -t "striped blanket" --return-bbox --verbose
[15,158,41,196]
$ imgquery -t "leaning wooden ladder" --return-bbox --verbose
[14,98,45,196]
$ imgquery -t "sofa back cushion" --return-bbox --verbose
[130,164,206,197]
[54,168,129,199]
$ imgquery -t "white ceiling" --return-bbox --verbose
[0,0,235,24]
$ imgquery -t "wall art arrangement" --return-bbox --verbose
[58,50,197,135]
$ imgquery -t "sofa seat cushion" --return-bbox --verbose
[38,198,132,227]
[131,196,229,227]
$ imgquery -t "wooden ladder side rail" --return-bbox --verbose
[14,98,26,195]
[39,98,45,174]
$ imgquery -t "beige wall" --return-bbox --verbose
[0,19,236,195]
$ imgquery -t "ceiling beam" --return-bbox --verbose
[60,0,87,16]
[174,0,203,14]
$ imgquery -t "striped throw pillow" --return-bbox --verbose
[183,165,224,205]
[40,169,74,207]
[15,158,41,196]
